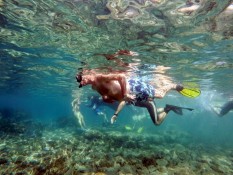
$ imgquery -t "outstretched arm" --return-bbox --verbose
[111,100,126,124]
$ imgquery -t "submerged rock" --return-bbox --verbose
[156,159,168,167]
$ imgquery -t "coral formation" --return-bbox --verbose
[0,123,232,174]
[0,108,43,136]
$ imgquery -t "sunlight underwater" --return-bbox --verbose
[0,0,233,174]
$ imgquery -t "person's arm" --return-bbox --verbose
[111,100,126,124]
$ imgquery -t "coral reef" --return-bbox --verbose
[0,124,232,175]
[0,108,44,137]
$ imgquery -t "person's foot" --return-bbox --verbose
[164,104,183,115]
[210,105,222,117]
[176,84,184,92]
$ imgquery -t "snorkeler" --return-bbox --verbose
[76,70,195,125]
[76,49,200,125]
[71,98,86,129]
[212,100,233,117]
[87,95,112,123]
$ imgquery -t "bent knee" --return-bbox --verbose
[154,91,165,99]
[154,121,161,126]
[155,95,163,99]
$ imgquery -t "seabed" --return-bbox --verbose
[0,121,233,175]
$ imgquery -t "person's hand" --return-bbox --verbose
[111,114,117,124]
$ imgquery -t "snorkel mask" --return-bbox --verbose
[76,73,83,88]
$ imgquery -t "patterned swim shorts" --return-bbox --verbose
[128,78,155,102]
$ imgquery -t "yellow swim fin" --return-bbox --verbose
[179,88,201,98]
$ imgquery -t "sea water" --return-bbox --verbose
[0,0,233,174]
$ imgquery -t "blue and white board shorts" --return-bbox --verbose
[128,78,155,102]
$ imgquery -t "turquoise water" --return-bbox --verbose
[0,0,233,174]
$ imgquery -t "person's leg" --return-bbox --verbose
[219,100,233,116]
[72,98,86,128]
[156,108,169,125]
[155,84,183,98]
[210,105,221,116]
[134,101,168,125]
[76,111,86,128]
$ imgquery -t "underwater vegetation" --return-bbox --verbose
[0,110,232,175]
[0,0,233,174]
[0,108,44,136]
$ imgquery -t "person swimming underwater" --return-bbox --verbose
[87,95,110,123]
[77,69,195,126]
[212,100,233,117]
